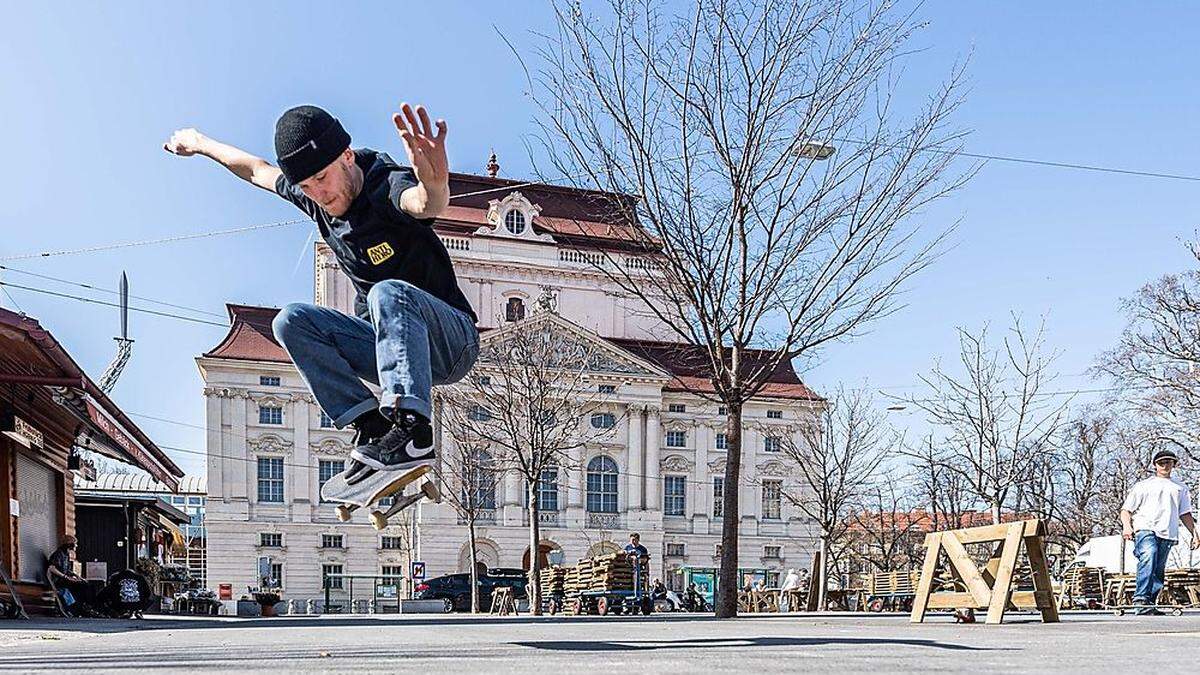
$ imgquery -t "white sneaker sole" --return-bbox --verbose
[351,442,434,471]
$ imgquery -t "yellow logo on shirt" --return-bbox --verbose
[367,242,395,265]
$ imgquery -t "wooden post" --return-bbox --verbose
[910,519,1058,625]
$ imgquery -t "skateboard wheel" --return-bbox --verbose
[1113,609,1124,616]
[335,505,353,522]
[1172,608,1184,616]
[369,511,388,530]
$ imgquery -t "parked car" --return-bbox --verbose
[414,571,528,612]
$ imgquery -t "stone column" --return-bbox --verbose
[626,404,644,511]
[292,394,312,513]
[644,405,662,511]
[568,443,584,509]
[203,389,225,500]
[503,470,523,525]
[742,424,759,519]
[231,392,248,501]
[693,422,710,519]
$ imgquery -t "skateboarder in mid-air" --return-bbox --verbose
[165,103,479,484]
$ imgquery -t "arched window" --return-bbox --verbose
[505,297,526,322]
[505,209,527,235]
[463,449,496,510]
[586,455,619,513]
[590,412,616,429]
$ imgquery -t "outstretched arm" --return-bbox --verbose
[1183,512,1198,549]
[392,103,450,219]
[164,129,282,193]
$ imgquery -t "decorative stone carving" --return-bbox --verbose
[289,392,316,404]
[645,404,662,416]
[708,458,726,473]
[252,393,289,408]
[756,460,790,477]
[203,386,249,399]
[248,433,294,456]
[311,437,351,457]
[477,191,554,243]
[477,315,661,376]
[661,454,692,473]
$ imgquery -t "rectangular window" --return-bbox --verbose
[475,375,491,385]
[718,406,727,416]
[468,404,492,422]
[258,405,283,425]
[715,544,723,558]
[323,564,343,589]
[766,409,783,419]
[260,376,281,387]
[598,384,615,394]
[762,480,782,520]
[764,545,781,559]
[764,436,782,453]
[716,433,727,450]
[268,562,283,587]
[664,475,687,516]
[381,536,404,550]
[256,457,284,503]
[259,532,282,548]
[666,430,687,448]
[668,403,686,413]
[666,543,686,557]
[321,534,344,549]
[319,411,334,428]
[318,460,344,503]
[381,565,405,585]
[713,477,724,518]
[538,469,559,512]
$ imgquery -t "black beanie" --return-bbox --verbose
[274,105,351,184]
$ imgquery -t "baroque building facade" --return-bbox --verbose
[199,169,823,604]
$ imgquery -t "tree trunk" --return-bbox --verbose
[818,534,828,612]
[716,401,743,618]
[527,480,543,616]
[991,500,1002,525]
[467,515,479,613]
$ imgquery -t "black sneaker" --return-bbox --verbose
[350,411,434,472]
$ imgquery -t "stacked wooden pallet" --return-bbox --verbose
[1061,566,1105,605]
[1164,569,1200,606]
[586,552,639,592]
[539,566,567,596]
[563,563,585,596]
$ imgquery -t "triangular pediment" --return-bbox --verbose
[477,311,669,379]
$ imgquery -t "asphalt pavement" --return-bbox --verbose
[0,610,1196,673]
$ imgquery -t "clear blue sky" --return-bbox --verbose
[2,2,1197,476]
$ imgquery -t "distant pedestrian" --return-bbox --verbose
[780,568,801,612]
[1119,447,1198,615]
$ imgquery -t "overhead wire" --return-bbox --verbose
[0,281,229,328]
[0,264,226,319]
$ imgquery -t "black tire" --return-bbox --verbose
[641,597,653,615]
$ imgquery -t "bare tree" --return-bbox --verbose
[430,435,498,613]
[438,301,612,614]
[1096,240,1200,455]
[780,387,890,608]
[847,479,926,575]
[902,318,1068,524]
[906,435,973,531]
[532,0,972,617]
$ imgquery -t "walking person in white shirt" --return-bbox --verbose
[1119,447,1199,615]
[779,568,801,613]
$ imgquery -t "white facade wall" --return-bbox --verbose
[201,191,821,602]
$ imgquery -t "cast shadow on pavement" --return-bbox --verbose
[512,635,999,652]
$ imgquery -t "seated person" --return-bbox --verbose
[46,536,96,616]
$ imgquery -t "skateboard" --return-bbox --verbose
[1110,604,1186,616]
[321,464,441,530]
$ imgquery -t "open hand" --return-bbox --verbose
[393,103,449,188]
[164,128,207,156]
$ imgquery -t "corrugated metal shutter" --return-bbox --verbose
[16,453,58,583]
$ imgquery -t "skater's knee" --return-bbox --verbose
[367,279,419,308]
[272,302,319,345]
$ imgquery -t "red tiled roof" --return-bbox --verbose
[443,173,655,252]
[204,306,819,400]
[202,304,289,363]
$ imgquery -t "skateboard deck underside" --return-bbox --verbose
[321,463,431,508]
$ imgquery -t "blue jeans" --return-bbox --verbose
[272,279,479,425]
[1133,530,1173,604]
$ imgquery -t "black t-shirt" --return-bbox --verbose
[275,149,477,322]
